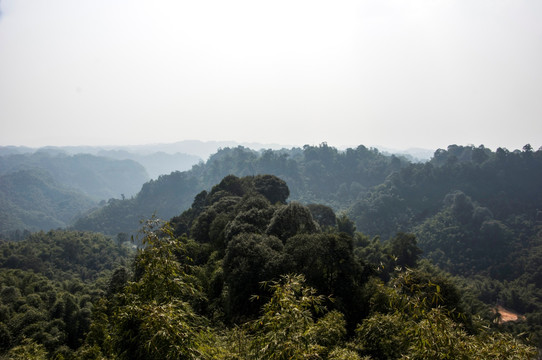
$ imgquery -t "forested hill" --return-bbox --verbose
[73,144,406,235]
[0,151,149,200]
[0,151,151,237]
[349,144,542,276]
[350,144,542,237]
[0,169,96,235]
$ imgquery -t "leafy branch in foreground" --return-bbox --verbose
[81,219,208,360]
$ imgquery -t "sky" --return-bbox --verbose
[0,0,541,151]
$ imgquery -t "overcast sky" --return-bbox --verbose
[0,0,540,151]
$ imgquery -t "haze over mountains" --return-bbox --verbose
[1,139,433,162]
[0,141,289,235]
[0,140,530,237]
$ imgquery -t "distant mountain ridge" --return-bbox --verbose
[0,140,292,160]
[95,149,200,180]
[0,151,149,200]
[0,140,295,179]
[1,139,432,166]
[73,144,407,235]
[0,151,149,236]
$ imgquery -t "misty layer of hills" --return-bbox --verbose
[0,151,148,199]
[71,144,408,237]
[0,152,146,234]
[1,142,537,239]
[0,140,430,236]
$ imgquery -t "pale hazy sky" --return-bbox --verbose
[0,0,541,151]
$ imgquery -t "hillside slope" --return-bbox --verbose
[0,151,149,200]
[0,169,96,235]
[73,144,405,235]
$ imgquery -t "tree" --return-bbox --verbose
[266,202,319,242]
[249,274,347,359]
[222,233,286,319]
[6,338,48,360]
[284,232,370,329]
[223,194,275,244]
[387,232,422,269]
[102,219,208,360]
[336,213,356,236]
[355,269,537,359]
[253,174,290,204]
[307,204,337,229]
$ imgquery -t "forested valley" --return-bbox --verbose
[0,150,150,236]
[1,143,542,358]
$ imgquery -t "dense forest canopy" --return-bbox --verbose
[1,143,542,358]
[73,143,408,236]
[0,230,133,358]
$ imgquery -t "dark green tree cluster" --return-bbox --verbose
[0,230,133,358]
[0,269,93,358]
[166,175,371,328]
[415,190,513,275]
[350,144,542,240]
[0,230,132,281]
[354,269,535,359]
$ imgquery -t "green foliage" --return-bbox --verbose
[336,213,356,237]
[0,230,132,282]
[355,269,537,359]
[0,151,149,200]
[248,274,346,360]
[327,347,364,360]
[252,174,289,204]
[0,170,96,235]
[415,191,513,275]
[5,338,48,360]
[75,144,404,236]
[266,202,319,241]
[387,232,422,269]
[345,145,542,345]
[223,195,275,244]
[350,145,542,241]
[223,233,286,319]
[356,312,410,359]
[0,230,133,358]
[307,203,337,229]
[0,269,93,356]
[283,232,371,328]
[3,169,541,358]
[90,219,208,360]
